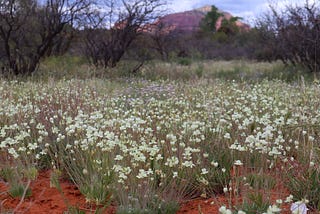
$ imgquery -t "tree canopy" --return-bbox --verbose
[200,5,222,33]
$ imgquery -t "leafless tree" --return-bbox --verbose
[256,1,320,72]
[147,18,176,61]
[83,0,166,69]
[0,0,93,75]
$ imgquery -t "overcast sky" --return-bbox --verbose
[168,0,315,23]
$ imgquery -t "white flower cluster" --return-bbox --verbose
[0,78,319,206]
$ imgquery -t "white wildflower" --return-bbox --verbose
[234,160,243,166]
[219,206,232,214]
[266,204,281,213]
[201,168,208,175]
[285,194,293,203]
[82,168,88,175]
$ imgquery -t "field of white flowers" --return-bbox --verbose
[0,74,319,213]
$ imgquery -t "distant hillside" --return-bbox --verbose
[159,10,205,32]
[153,5,250,33]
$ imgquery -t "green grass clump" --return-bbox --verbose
[246,173,276,190]
[9,184,32,199]
[238,192,270,214]
[287,167,320,211]
[117,200,179,214]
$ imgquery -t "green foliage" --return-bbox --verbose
[50,169,112,214]
[0,167,15,183]
[50,170,63,191]
[200,5,223,33]
[195,64,204,78]
[177,58,192,66]
[79,180,113,206]
[0,166,37,200]
[246,173,276,190]
[25,56,320,83]
[237,192,270,214]
[23,167,38,180]
[212,31,229,43]
[65,206,87,214]
[218,17,241,37]
[200,4,242,43]
[287,168,320,211]
[201,147,233,195]
[117,200,179,214]
[66,204,109,214]
[64,158,114,206]
[37,56,90,80]
[8,184,32,199]
[202,61,317,83]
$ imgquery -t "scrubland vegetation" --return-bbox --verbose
[0,59,320,213]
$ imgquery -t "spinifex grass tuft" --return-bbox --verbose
[8,184,32,199]
[287,166,320,211]
[237,192,270,214]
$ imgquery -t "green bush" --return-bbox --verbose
[177,58,192,66]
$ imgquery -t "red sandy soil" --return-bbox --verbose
[0,171,292,214]
[0,171,116,214]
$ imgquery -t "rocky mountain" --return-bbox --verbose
[154,5,250,33]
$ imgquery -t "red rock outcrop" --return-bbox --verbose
[149,5,250,34]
